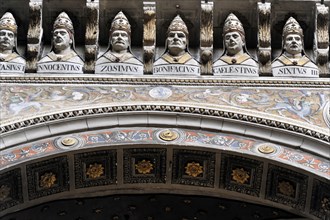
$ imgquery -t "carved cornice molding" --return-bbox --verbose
[1,104,329,143]
[0,75,329,87]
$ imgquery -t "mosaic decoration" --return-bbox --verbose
[74,150,117,188]
[159,129,179,141]
[310,178,330,218]
[55,136,84,150]
[0,85,329,134]
[123,148,166,184]
[0,141,57,168]
[61,137,78,147]
[26,156,69,200]
[155,129,186,143]
[172,149,215,187]
[266,164,308,211]
[0,168,23,211]
[258,144,276,154]
[1,128,328,178]
[220,154,263,196]
[149,87,173,99]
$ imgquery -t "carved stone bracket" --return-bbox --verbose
[84,0,99,73]
[143,1,156,74]
[200,1,213,75]
[257,2,271,76]
[314,3,329,77]
[26,0,43,73]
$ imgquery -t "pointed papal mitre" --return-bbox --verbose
[110,11,131,36]
[0,12,18,34]
[167,15,189,36]
[282,17,303,38]
[53,12,74,35]
[223,13,245,37]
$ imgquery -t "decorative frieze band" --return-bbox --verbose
[0,1,329,78]
[0,104,329,143]
[0,75,329,87]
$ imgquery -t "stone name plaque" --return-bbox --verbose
[153,64,200,75]
[0,62,25,74]
[213,65,259,76]
[95,63,143,75]
[273,66,319,78]
[37,62,83,74]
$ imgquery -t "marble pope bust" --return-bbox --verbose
[0,12,26,74]
[213,13,258,77]
[272,17,319,77]
[95,11,143,75]
[37,12,84,74]
[153,15,200,75]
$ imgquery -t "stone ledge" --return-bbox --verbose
[1,75,329,87]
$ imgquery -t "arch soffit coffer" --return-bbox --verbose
[0,126,329,220]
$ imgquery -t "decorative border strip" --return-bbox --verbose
[1,105,329,142]
[0,75,329,87]
[1,127,328,176]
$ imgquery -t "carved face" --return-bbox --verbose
[224,31,244,56]
[0,29,15,52]
[167,31,187,56]
[284,34,303,55]
[111,30,129,53]
[53,28,72,51]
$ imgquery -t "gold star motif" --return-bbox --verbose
[135,160,154,174]
[40,172,57,188]
[278,181,295,197]
[0,185,10,201]
[86,163,104,179]
[231,168,250,184]
[321,197,330,212]
[185,162,203,177]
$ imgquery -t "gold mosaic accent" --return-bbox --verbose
[231,168,250,184]
[185,162,203,177]
[159,129,178,141]
[278,181,295,197]
[40,172,57,188]
[0,185,10,201]
[321,197,330,212]
[61,137,77,146]
[86,163,104,179]
[135,160,154,174]
[258,144,275,154]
